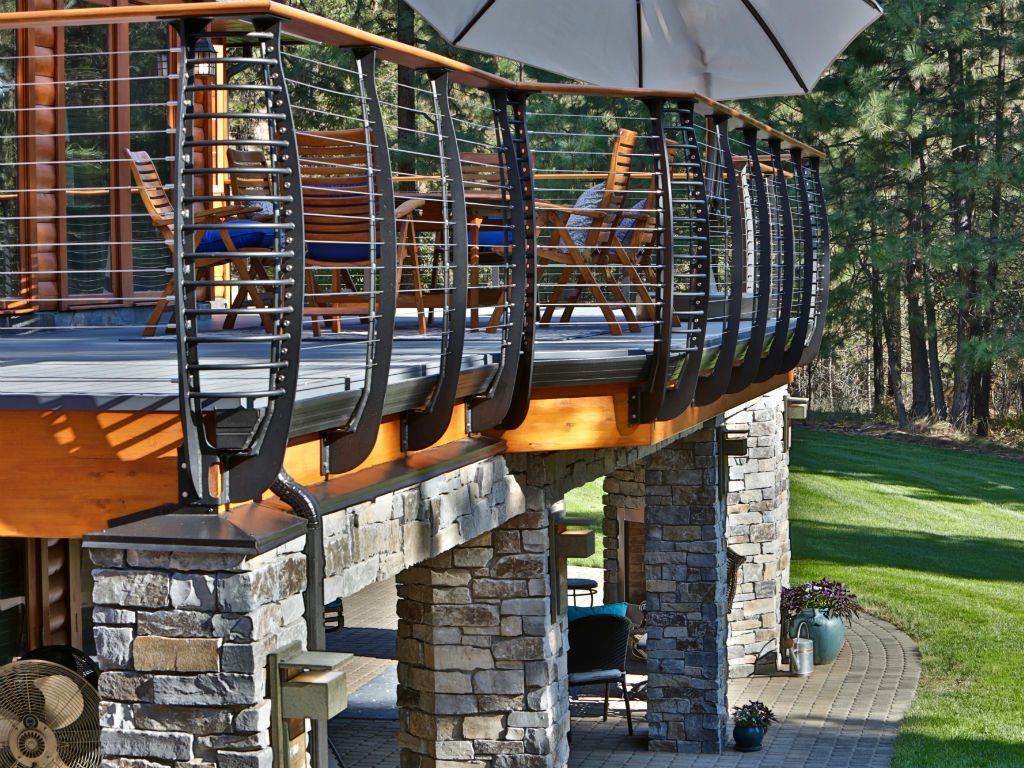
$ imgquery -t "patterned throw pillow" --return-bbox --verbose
[616,198,648,246]
[565,183,607,248]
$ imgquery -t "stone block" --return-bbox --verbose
[94,607,136,626]
[95,627,134,670]
[99,672,154,702]
[233,702,272,734]
[472,670,523,695]
[462,715,504,740]
[138,610,213,638]
[100,730,193,761]
[169,574,217,611]
[131,704,234,736]
[217,749,273,768]
[94,571,169,609]
[133,636,221,673]
[153,672,263,706]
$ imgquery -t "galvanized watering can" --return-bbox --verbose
[789,622,814,676]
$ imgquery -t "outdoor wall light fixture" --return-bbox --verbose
[155,51,169,78]
[718,425,750,499]
[194,37,217,77]
[784,396,810,451]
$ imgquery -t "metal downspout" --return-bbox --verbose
[270,469,329,768]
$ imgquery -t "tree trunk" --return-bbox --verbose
[923,262,947,418]
[905,259,931,419]
[875,270,908,428]
[395,0,417,188]
[869,268,885,413]
[947,44,979,432]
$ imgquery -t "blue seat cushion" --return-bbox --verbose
[567,601,628,623]
[475,217,511,248]
[307,242,380,264]
[567,578,598,590]
[197,226,276,253]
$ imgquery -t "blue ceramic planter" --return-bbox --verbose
[791,608,846,665]
[733,725,765,752]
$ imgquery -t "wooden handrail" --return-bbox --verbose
[0,0,825,157]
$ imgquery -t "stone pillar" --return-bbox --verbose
[602,465,645,605]
[90,536,308,768]
[396,507,568,768]
[644,426,728,754]
[723,388,790,676]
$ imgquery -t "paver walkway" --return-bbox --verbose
[328,570,920,768]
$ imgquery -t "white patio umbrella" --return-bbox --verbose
[403,0,883,100]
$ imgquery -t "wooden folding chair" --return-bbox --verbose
[296,128,426,336]
[535,128,641,336]
[127,149,273,336]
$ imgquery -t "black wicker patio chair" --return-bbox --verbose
[567,614,634,735]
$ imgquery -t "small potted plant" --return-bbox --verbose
[781,578,861,665]
[732,700,777,752]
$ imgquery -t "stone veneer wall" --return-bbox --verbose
[396,509,567,768]
[643,426,728,754]
[602,388,791,679]
[723,388,790,676]
[89,537,308,768]
[322,457,523,602]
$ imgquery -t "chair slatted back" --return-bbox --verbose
[584,128,638,249]
[127,149,174,239]
[460,151,505,191]
[227,148,275,200]
[299,128,374,245]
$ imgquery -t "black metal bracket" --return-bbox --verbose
[322,48,398,475]
[727,127,772,394]
[631,98,673,424]
[658,100,712,421]
[492,90,537,430]
[799,157,830,367]
[695,116,745,407]
[467,89,529,433]
[781,148,815,370]
[755,139,794,383]
[174,17,304,504]
[402,70,469,451]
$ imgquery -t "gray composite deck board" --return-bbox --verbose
[0,310,788,420]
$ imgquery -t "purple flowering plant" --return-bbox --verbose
[780,578,861,625]
[732,700,778,729]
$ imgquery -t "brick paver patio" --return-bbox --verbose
[328,570,920,768]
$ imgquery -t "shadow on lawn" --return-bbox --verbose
[791,519,1024,583]
[792,430,1024,511]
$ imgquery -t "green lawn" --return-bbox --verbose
[564,480,605,568]
[790,429,1024,767]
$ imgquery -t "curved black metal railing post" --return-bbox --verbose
[755,138,794,382]
[402,70,469,451]
[695,115,745,406]
[467,88,529,433]
[491,90,536,430]
[799,156,830,366]
[174,17,304,504]
[321,47,399,475]
[727,126,772,393]
[781,148,815,370]
[631,98,673,424]
[657,99,712,422]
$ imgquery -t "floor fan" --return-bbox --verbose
[0,660,100,768]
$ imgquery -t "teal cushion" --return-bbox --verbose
[567,602,628,623]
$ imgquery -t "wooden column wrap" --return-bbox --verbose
[17,0,64,309]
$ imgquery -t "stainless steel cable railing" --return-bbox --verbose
[0,4,830,508]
